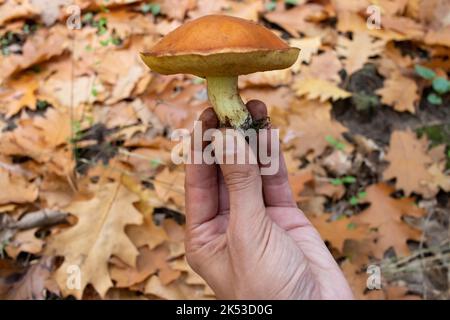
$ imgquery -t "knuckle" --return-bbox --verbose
[224,168,258,192]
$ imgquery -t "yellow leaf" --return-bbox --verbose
[293,78,351,102]
[46,182,143,299]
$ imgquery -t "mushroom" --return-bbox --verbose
[140,15,300,129]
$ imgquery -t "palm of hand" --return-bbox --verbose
[185,102,353,300]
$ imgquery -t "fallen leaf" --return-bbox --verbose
[383,130,434,197]
[293,78,351,102]
[46,182,143,298]
[376,73,419,113]
[308,214,370,252]
[0,167,38,205]
[337,33,385,75]
[285,99,347,157]
[353,183,425,258]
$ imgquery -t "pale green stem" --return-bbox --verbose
[206,76,252,129]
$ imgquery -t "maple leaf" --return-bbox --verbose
[293,78,352,102]
[285,99,347,157]
[45,182,143,298]
[376,73,419,113]
[337,33,385,75]
[308,214,370,252]
[383,130,434,197]
[353,183,425,258]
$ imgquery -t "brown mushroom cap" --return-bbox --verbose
[141,15,300,77]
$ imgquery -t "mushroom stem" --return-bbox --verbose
[206,76,252,129]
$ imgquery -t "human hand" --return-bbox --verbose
[184,100,353,300]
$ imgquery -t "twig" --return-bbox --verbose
[8,209,69,230]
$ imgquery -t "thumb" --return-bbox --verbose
[213,129,265,223]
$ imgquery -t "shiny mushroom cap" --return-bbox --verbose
[140,15,300,77]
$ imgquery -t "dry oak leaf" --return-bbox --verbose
[381,15,425,39]
[239,68,292,88]
[298,51,342,83]
[0,108,73,176]
[285,99,347,158]
[45,182,143,299]
[154,167,185,210]
[376,73,419,113]
[0,167,38,205]
[308,214,369,252]
[0,74,38,118]
[383,130,434,197]
[126,200,169,250]
[0,25,68,84]
[289,36,322,72]
[336,12,405,42]
[293,78,351,102]
[353,183,425,258]
[264,4,328,37]
[337,33,385,75]
[144,275,210,300]
[340,259,385,300]
[5,228,44,259]
[0,0,38,25]
[110,244,180,288]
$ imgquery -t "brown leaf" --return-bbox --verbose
[0,167,38,205]
[308,214,370,252]
[110,244,179,288]
[46,182,143,298]
[353,183,425,258]
[337,33,385,75]
[264,4,328,37]
[383,130,434,197]
[376,73,419,113]
[285,99,347,157]
[0,25,68,83]
[154,167,185,211]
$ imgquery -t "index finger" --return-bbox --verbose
[185,108,219,229]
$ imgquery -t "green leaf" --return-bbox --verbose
[141,3,161,15]
[349,196,359,206]
[151,3,161,16]
[91,87,98,97]
[265,1,277,11]
[357,191,367,199]
[111,36,122,46]
[330,178,343,186]
[432,77,450,94]
[342,176,357,184]
[325,135,345,150]
[415,65,436,80]
[285,0,298,5]
[99,38,110,46]
[150,159,162,168]
[36,100,49,110]
[347,222,357,230]
[428,93,443,105]
[82,12,94,24]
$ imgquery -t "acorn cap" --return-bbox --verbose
[140,15,300,77]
